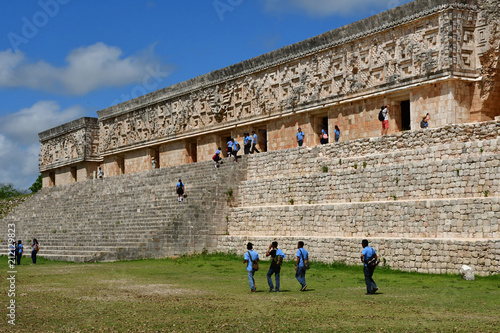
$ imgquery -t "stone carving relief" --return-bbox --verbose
[99,7,482,152]
[40,128,93,168]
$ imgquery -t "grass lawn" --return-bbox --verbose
[1,253,499,332]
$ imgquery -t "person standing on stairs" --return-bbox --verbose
[176,179,185,202]
[213,147,222,168]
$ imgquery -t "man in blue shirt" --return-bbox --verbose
[250,131,260,153]
[295,241,308,291]
[266,241,286,292]
[243,242,259,292]
[15,240,23,265]
[227,139,233,157]
[296,128,305,147]
[243,133,251,154]
[232,139,240,162]
[361,239,378,295]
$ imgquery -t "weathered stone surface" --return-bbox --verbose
[460,265,475,280]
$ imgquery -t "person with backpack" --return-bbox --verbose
[243,242,259,293]
[295,241,309,291]
[213,147,222,168]
[361,239,378,295]
[15,240,23,265]
[266,241,286,292]
[379,105,390,136]
[420,113,430,129]
[31,238,39,265]
[227,138,233,157]
[176,179,185,202]
[320,127,328,144]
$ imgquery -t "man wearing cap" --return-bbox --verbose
[243,242,259,292]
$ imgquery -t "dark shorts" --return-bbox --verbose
[176,188,184,195]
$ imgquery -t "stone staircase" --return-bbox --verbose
[217,121,500,276]
[1,157,246,262]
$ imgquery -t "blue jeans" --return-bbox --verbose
[31,250,37,264]
[267,267,280,291]
[298,140,303,146]
[247,270,256,290]
[363,266,377,294]
[295,266,306,287]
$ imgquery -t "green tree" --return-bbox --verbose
[0,184,24,199]
[30,174,43,193]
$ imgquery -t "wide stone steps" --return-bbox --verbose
[227,196,499,239]
[237,154,499,206]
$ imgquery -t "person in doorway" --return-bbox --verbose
[295,241,308,291]
[251,131,260,153]
[296,128,305,147]
[227,138,233,157]
[243,242,259,292]
[334,125,340,143]
[31,238,39,265]
[176,179,185,202]
[380,105,390,136]
[244,133,251,155]
[266,241,286,292]
[98,166,104,179]
[213,147,222,168]
[151,157,156,170]
[320,127,328,144]
[361,239,378,295]
[420,113,430,129]
[15,240,23,265]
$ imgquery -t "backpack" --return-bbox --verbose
[236,143,241,151]
[420,120,426,128]
[273,254,283,266]
[378,110,385,122]
[322,133,328,139]
[34,243,40,252]
[212,154,216,160]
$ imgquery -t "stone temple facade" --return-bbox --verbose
[39,0,500,187]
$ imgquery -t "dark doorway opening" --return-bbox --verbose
[401,100,411,131]
[189,142,197,163]
[70,167,77,182]
[49,172,55,186]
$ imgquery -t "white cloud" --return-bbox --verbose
[0,42,169,95]
[0,101,87,189]
[263,0,410,17]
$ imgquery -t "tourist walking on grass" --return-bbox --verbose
[243,242,259,292]
[176,179,185,202]
[295,241,309,291]
[266,241,286,292]
[334,125,340,143]
[251,131,260,153]
[213,147,222,168]
[380,105,389,136]
[361,239,378,295]
[31,238,39,265]
[15,240,23,265]
[296,128,305,147]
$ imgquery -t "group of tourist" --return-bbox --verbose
[243,239,379,295]
[9,239,39,265]
[296,125,341,147]
[379,105,431,135]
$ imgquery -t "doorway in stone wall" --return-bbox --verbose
[152,149,160,169]
[117,157,125,175]
[219,133,232,157]
[401,100,411,131]
[188,142,197,163]
[49,172,55,186]
[258,128,267,152]
[70,167,77,182]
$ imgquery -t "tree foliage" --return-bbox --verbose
[30,174,43,193]
[0,184,24,199]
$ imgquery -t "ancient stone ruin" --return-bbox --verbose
[2,0,498,275]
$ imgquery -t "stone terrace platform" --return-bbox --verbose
[2,121,499,275]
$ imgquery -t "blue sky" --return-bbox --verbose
[0,0,412,190]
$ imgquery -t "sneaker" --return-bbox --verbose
[275,290,280,292]
[251,289,256,293]
[300,284,307,291]
[268,289,273,292]
[373,288,378,293]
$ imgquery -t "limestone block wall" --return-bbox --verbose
[217,236,499,275]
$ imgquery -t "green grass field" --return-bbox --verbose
[1,253,499,332]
